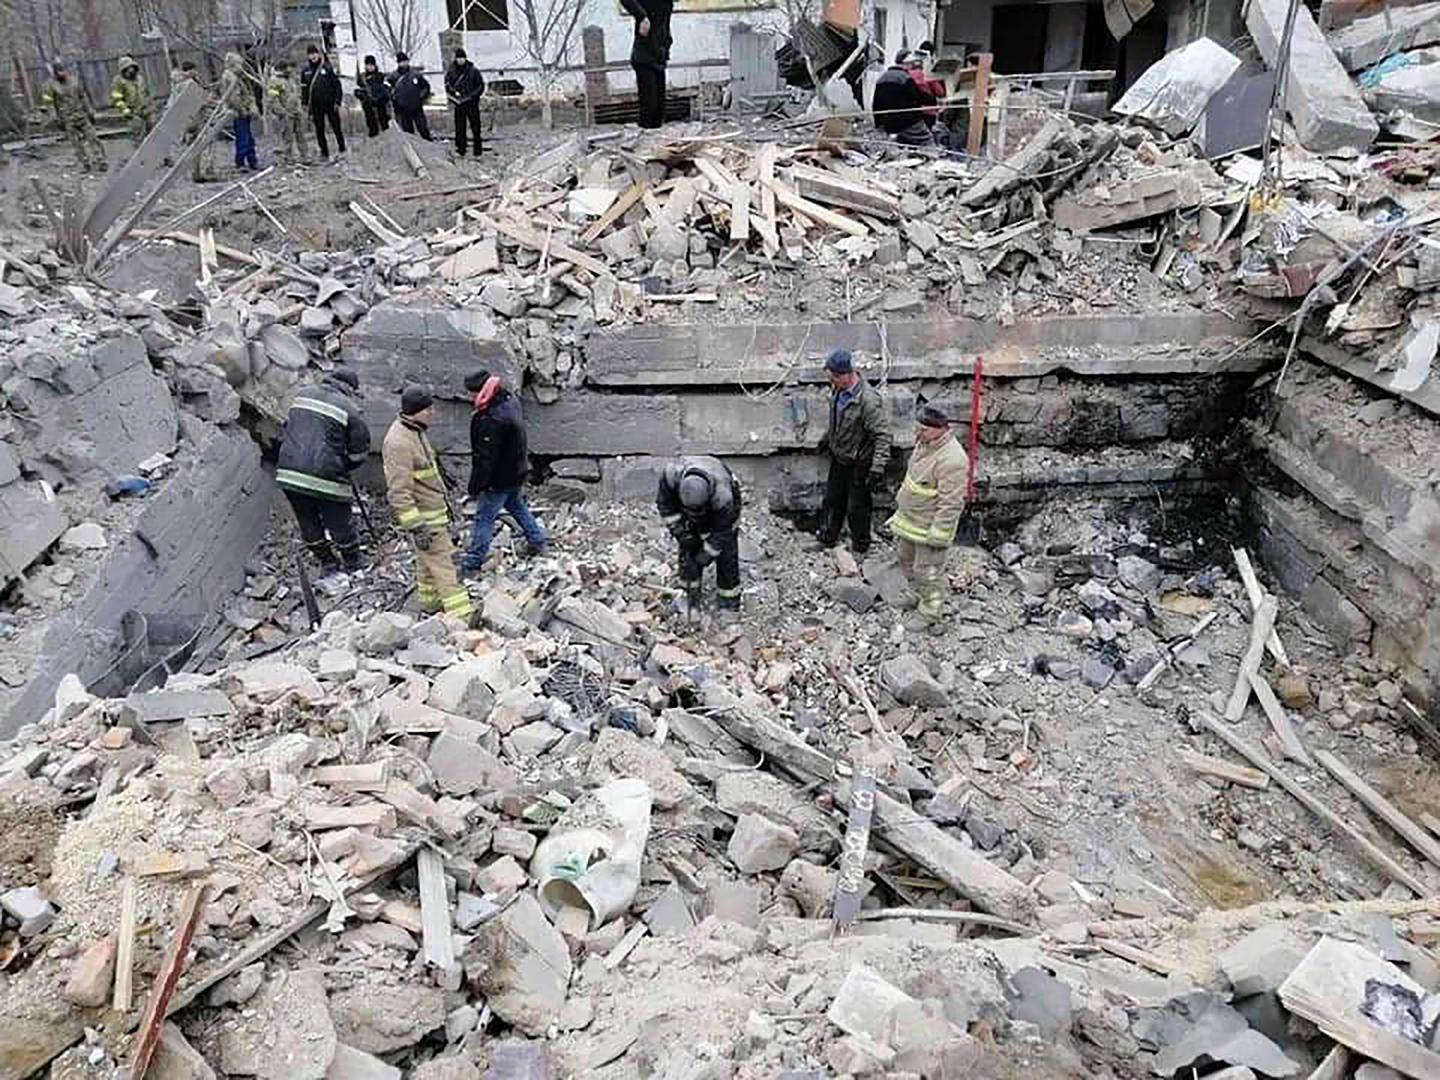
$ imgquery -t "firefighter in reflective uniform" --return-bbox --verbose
[382,388,474,622]
[275,370,370,576]
[42,63,105,173]
[886,404,969,627]
[111,55,156,144]
[656,455,743,614]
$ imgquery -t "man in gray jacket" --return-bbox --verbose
[808,349,891,556]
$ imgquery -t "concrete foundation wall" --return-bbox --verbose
[2,425,274,736]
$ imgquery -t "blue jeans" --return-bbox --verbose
[233,116,258,169]
[462,488,545,569]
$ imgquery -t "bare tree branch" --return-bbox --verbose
[353,0,424,59]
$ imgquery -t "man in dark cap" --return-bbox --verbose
[382,387,473,621]
[355,54,391,137]
[459,369,546,577]
[276,369,370,578]
[887,403,968,627]
[656,455,743,615]
[444,48,485,156]
[389,52,433,140]
[808,348,891,557]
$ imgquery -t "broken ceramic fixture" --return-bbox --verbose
[531,778,652,930]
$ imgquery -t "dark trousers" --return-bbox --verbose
[361,101,390,136]
[820,458,873,552]
[233,115,257,169]
[635,63,666,129]
[395,106,432,140]
[453,100,482,155]
[311,107,346,157]
[678,530,740,596]
[284,490,361,571]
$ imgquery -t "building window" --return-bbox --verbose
[874,7,887,56]
[447,0,509,32]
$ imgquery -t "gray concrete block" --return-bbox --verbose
[0,478,66,583]
[342,298,514,396]
[2,426,273,736]
[0,444,19,485]
[1329,2,1440,71]
[1247,0,1378,152]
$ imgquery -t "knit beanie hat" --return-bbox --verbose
[401,386,433,416]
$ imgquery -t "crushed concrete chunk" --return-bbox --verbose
[151,1023,217,1080]
[2,886,55,936]
[879,654,948,708]
[728,813,800,874]
[329,983,446,1054]
[59,522,107,551]
[1220,924,1307,997]
[469,892,572,1036]
[232,661,324,703]
[326,1043,401,1080]
[61,936,116,1007]
[208,962,265,1007]
[218,968,336,1080]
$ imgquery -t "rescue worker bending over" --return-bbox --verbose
[382,388,474,622]
[275,369,370,577]
[886,404,969,628]
[657,455,743,613]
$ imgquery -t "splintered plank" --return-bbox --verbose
[789,162,900,220]
[1233,547,1290,668]
[1315,748,1440,873]
[490,213,613,278]
[757,143,778,252]
[113,877,137,1013]
[1249,670,1313,766]
[1225,595,1277,721]
[729,180,752,243]
[304,803,398,831]
[128,884,206,1080]
[581,182,643,243]
[416,847,457,971]
[1177,748,1270,790]
[764,177,868,237]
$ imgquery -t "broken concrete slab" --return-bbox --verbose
[727,813,800,874]
[1220,924,1308,998]
[1,886,55,936]
[1113,36,1241,135]
[1053,166,1208,233]
[827,964,916,1046]
[427,731,519,796]
[0,474,65,585]
[61,937,116,1007]
[121,689,235,727]
[217,968,337,1080]
[1247,0,1378,153]
[329,983,447,1054]
[325,1044,401,1080]
[150,1023,217,1080]
[1329,2,1440,71]
[879,654,949,708]
[469,892,572,1036]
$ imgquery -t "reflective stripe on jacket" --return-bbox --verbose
[887,434,968,547]
[656,455,741,539]
[275,376,370,502]
[383,416,450,531]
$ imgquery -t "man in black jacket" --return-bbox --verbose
[657,455,742,613]
[459,369,546,576]
[301,45,347,158]
[355,54,390,136]
[275,369,370,575]
[872,51,937,146]
[444,49,485,157]
[389,52,433,140]
[621,0,672,129]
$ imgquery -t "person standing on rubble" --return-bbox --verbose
[657,456,743,615]
[887,404,968,628]
[355,54,391,137]
[301,45,346,160]
[220,52,260,172]
[621,0,672,129]
[872,50,938,147]
[444,49,485,157]
[806,349,891,558]
[275,369,370,579]
[267,60,308,162]
[42,64,105,174]
[388,53,433,140]
[459,369,547,577]
[168,62,215,182]
[383,388,475,622]
[110,56,156,146]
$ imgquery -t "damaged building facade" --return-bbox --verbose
[10,5,1440,1080]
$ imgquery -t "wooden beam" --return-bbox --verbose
[1225,596,1278,721]
[112,877,137,1014]
[416,847,457,972]
[1177,748,1270,790]
[966,52,993,157]
[1233,547,1289,668]
[764,177,868,237]
[311,762,389,792]
[128,883,206,1080]
[489,213,614,278]
[1249,670,1313,766]
[1197,713,1428,895]
[130,228,260,266]
[580,182,643,243]
[1315,749,1440,874]
[1307,1046,1348,1080]
[729,180,751,243]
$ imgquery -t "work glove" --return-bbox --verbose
[695,545,716,569]
[868,470,888,493]
[667,518,690,540]
[411,528,433,551]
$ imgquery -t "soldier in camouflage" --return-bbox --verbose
[110,55,156,144]
[42,64,104,174]
[266,60,307,162]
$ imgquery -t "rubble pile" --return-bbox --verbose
[2,487,1439,1078]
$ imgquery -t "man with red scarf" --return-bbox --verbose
[459,369,547,577]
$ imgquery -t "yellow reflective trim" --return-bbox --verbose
[396,508,423,525]
[716,586,742,598]
[903,474,938,498]
[292,396,349,424]
[887,511,931,543]
[276,468,351,499]
[413,467,440,481]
